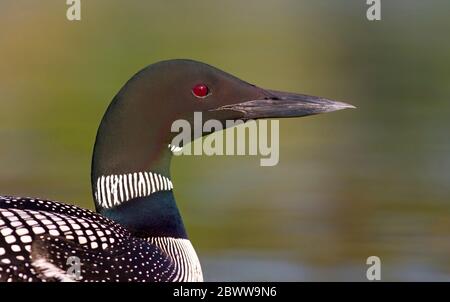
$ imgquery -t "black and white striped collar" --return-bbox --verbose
[147,237,203,282]
[95,172,173,209]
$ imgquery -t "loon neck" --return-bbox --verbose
[91,70,174,208]
[100,189,188,239]
[90,71,188,238]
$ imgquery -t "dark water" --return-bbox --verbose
[0,1,449,281]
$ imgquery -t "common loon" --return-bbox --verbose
[0,59,354,282]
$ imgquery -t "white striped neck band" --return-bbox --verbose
[95,172,173,209]
[147,237,203,282]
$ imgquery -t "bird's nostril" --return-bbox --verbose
[265,96,280,100]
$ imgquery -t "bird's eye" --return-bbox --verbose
[192,83,210,98]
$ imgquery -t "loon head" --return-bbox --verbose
[115,59,352,139]
[91,59,354,215]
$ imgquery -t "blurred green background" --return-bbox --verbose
[1,0,449,281]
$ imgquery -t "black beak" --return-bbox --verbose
[213,89,355,120]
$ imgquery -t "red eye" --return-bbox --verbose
[192,83,209,98]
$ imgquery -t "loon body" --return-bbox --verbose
[0,60,353,282]
[0,196,201,282]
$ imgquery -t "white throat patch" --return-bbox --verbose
[95,172,173,209]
